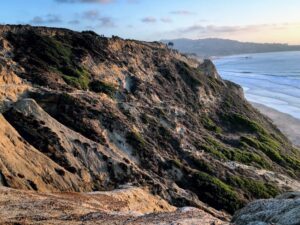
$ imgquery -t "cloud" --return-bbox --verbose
[160,23,300,41]
[30,14,62,24]
[98,17,116,27]
[141,17,157,23]
[170,10,196,15]
[161,17,172,23]
[68,20,80,25]
[55,0,113,3]
[80,10,116,27]
[82,10,100,20]
[179,24,275,35]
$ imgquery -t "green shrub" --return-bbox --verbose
[223,113,266,134]
[62,68,90,90]
[30,34,72,67]
[228,176,280,199]
[241,135,284,165]
[89,80,117,97]
[192,171,243,214]
[203,137,270,168]
[188,156,214,174]
[201,116,222,133]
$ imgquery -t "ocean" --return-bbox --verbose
[213,51,300,120]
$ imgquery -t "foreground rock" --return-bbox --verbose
[0,186,228,225]
[232,192,300,225]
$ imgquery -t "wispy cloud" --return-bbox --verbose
[159,23,300,41]
[141,17,157,23]
[80,10,116,27]
[68,20,80,25]
[170,10,196,15]
[161,17,172,23]
[178,24,284,35]
[30,14,62,24]
[98,17,116,27]
[82,10,100,20]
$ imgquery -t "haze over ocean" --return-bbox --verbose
[214,51,300,119]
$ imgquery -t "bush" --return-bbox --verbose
[201,116,222,133]
[223,113,266,134]
[192,171,243,214]
[202,137,270,168]
[89,80,117,97]
[62,68,90,90]
[228,176,280,199]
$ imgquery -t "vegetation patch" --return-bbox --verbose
[62,68,90,90]
[223,113,266,134]
[241,135,300,172]
[241,135,283,163]
[228,176,280,199]
[201,115,222,133]
[89,80,117,97]
[8,30,92,90]
[201,137,270,168]
[191,171,243,214]
[187,156,214,174]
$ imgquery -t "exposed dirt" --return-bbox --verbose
[0,186,228,225]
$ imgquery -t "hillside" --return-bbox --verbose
[0,25,300,223]
[162,38,300,57]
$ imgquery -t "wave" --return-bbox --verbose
[246,93,300,119]
[221,74,300,92]
[220,70,300,79]
[214,51,300,119]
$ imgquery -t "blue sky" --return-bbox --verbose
[1,0,300,43]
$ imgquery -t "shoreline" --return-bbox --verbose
[212,50,300,60]
[251,102,300,147]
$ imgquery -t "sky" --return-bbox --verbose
[1,0,300,44]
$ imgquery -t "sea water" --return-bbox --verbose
[213,51,300,119]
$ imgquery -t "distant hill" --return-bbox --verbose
[162,38,300,57]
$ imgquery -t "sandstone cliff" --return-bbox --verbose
[0,25,300,223]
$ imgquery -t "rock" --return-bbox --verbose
[232,192,300,225]
[0,186,228,225]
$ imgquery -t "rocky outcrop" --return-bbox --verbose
[232,192,300,225]
[0,25,299,222]
[0,186,228,225]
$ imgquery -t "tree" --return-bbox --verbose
[168,42,174,48]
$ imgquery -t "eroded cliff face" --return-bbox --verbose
[0,25,300,219]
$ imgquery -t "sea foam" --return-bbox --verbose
[214,51,300,119]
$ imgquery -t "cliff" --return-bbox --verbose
[0,25,300,223]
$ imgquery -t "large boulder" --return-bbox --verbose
[232,192,300,225]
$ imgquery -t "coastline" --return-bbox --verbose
[251,102,300,147]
